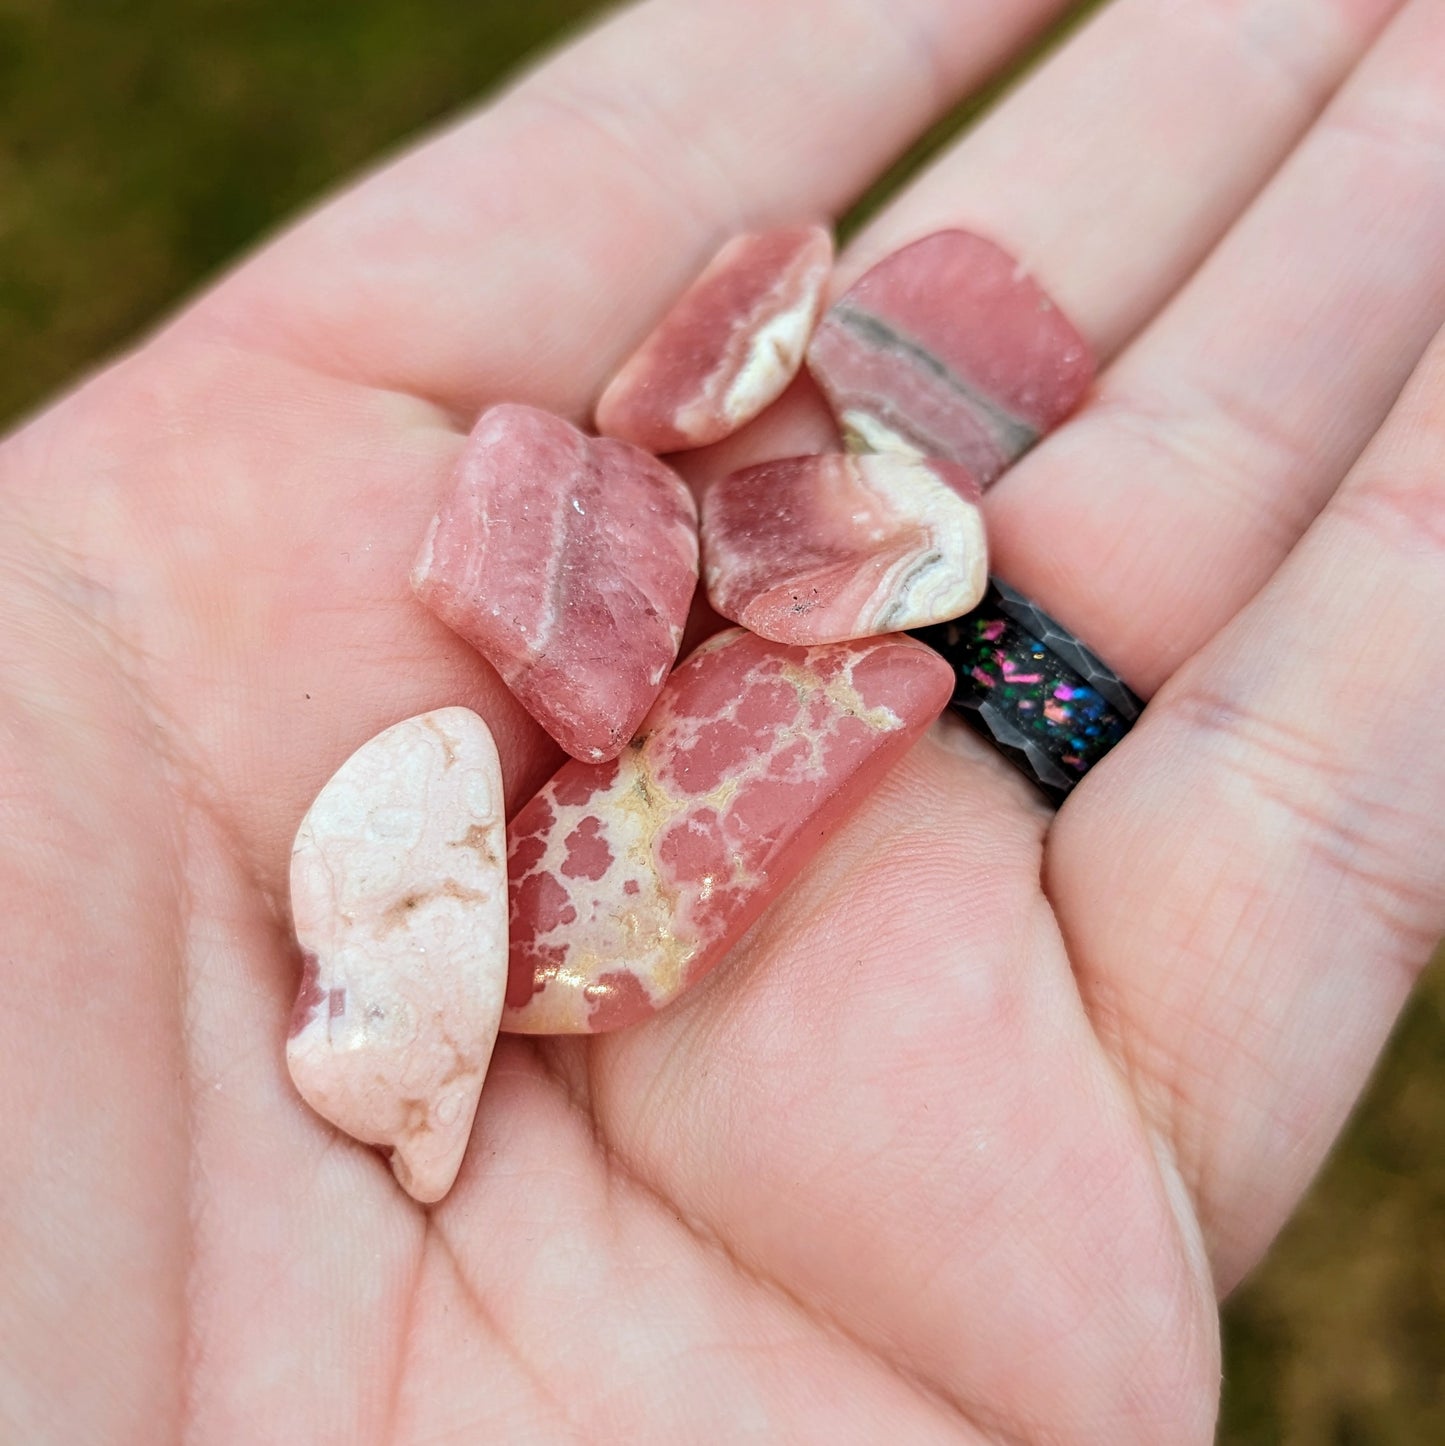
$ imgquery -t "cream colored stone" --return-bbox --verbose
[701,453,988,645]
[287,708,507,1203]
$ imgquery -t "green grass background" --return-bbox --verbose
[3,1,1441,1437]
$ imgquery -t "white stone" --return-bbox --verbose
[287,708,507,1204]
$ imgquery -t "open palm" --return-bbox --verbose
[5,1,1445,1440]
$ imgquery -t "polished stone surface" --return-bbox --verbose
[595,225,833,452]
[702,452,988,643]
[288,708,508,1203]
[806,229,1093,484]
[503,628,953,1032]
[412,403,698,762]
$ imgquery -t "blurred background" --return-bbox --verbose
[2,1,1441,1437]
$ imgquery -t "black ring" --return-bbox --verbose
[910,579,1142,804]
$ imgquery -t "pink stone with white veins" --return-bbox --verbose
[806,229,1094,486]
[503,628,953,1034]
[594,224,834,453]
[288,708,508,1204]
[412,403,698,763]
[702,452,988,644]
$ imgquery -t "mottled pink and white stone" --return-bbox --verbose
[702,453,988,644]
[412,403,698,763]
[595,225,834,453]
[806,229,1094,485]
[504,628,953,1034]
[288,708,508,1204]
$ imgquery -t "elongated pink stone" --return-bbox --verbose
[806,229,1094,485]
[595,225,834,452]
[288,709,508,1204]
[702,453,988,644]
[412,403,698,763]
[503,628,953,1033]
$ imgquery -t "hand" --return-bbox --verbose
[3,0,1442,1440]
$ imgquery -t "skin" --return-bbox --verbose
[1,0,1443,1439]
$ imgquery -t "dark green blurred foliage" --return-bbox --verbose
[1,2,1441,1438]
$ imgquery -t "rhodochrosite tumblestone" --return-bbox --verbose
[702,452,988,644]
[595,225,834,452]
[288,708,508,1204]
[806,229,1094,484]
[413,404,698,763]
[503,627,953,1033]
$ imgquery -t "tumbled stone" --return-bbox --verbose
[595,225,834,452]
[702,452,988,644]
[412,403,698,763]
[503,628,953,1033]
[806,229,1094,485]
[287,708,508,1204]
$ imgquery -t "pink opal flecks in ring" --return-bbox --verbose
[503,628,954,1034]
[412,403,698,764]
[806,229,1094,485]
[701,452,988,645]
[594,225,834,453]
[287,708,508,1204]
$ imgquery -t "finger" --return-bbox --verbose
[1051,322,1445,1290]
[843,0,1403,355]
[682,0,1400,491]
[177,0,1071,415]
[990,0,1445,692]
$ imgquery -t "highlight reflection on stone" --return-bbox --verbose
[503,628,953,1033]
[806,229,1093,485]
[288,708,508,1204]
[595,225,833,452]
[412,403,698,763]
[702,452,988,644]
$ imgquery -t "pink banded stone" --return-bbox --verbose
[702,453,988,644]
[287,708,508,1204]
[806,229,1094,485]
[412,404,698,763]
[595,225,834,452]
[503,628,953,1033]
